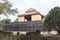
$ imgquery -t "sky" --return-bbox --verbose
[0,0,60,21]
[9,0,60,15]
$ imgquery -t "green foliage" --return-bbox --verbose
[43,6,60,34]
[0,0,18,16]
[1,18,11,23]
[0,18,11,29]
[21,34,47,40]
[20,34,60,40]
[1,33,60,40]
[14,18,18,22]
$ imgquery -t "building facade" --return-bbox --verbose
[3,8,44,35]
[18,8,44,22]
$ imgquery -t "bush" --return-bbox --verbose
[26,30,41,35]
[36,30,41,34]
[21,34,47,40]
[20,34,60,40]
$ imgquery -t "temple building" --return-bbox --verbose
[3,8,44,35]
[18,8,44,22]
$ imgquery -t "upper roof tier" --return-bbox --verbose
[18,8,43,17]
[26,8,37,13]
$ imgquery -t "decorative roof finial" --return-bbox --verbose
[26,8,37,13]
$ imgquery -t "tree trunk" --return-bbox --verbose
[16,32,20,40]
[56,30,60,35]
[55,26,60,35]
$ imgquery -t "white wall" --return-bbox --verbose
[12,31,58,35]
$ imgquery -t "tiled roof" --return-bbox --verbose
[25,8,37,13]
[18,12,40,17]
[18,8,44,17]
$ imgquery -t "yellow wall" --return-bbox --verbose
[31,14,41,21]
[18,14,42,22]
[18,16,25,22]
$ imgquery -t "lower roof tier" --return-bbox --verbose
[3,20,43,32]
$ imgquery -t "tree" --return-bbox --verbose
[43,7,60,34]
[0,0,18,29]
[0,18,11,29]
[0,0,18,15]
[14,18,18,22]
[1,18,11,23]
